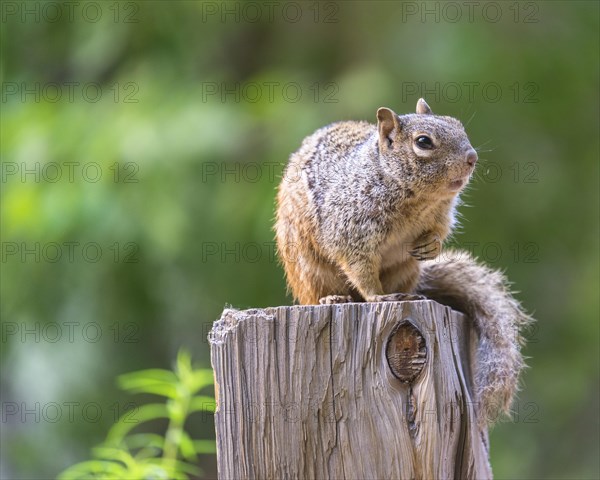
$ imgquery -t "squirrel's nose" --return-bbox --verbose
[466,149,478,167]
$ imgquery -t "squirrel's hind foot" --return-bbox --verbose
[319,295,355,305]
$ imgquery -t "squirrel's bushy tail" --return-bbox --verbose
[416,249,533,426]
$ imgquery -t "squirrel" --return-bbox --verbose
[274,98,532,426]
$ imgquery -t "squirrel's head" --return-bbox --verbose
[376,99,477,197]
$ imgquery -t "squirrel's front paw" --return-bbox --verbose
[410,232,442,261]
[367,293,426,302]
[319,295,354,305]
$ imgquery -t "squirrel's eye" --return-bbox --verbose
[415,135,434,149]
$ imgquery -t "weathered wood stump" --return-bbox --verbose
[209,300,492,480]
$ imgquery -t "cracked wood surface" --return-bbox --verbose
[209,300,492,480]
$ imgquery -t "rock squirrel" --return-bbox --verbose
[275,98,532,426]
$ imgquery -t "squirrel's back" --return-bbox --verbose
[288,120,375,170]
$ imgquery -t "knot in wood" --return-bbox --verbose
[386,320,427,383]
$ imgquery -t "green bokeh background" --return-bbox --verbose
[1,1,598,479]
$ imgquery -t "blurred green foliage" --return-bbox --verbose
[58,350,215,480]
[1,1,598,479]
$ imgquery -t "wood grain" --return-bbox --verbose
[209,300,492,480]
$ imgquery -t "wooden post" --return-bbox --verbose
[209,300,492,480]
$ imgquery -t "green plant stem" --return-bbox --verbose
[162,391,190,470]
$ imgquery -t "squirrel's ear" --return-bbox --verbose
[376,107,400,146]
[416,98,433,115]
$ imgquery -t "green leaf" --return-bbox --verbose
[91,446,137,469]
[178,431,197,461]
[57,459,128,480]
[132,461,172,480]
[117,369,179,398]
[188,369,215,394]
[107,403,168,444]
[171,459,203,476]
[176,350,192,376]
[188,395,217,413]
[145,458,202,477]
[123,433,165,453]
